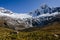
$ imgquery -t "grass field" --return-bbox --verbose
[0,22,60,40]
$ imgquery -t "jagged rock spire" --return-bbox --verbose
[40,4,48,9]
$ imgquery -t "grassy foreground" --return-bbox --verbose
[0,22,60,40]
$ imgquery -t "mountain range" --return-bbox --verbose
[0,4,60,30]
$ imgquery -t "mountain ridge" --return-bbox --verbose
[0,4,60,30]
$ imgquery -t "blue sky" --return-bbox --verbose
[0,0,60,13]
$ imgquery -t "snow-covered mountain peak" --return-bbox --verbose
[0,7,32,19]
[0,7,13,14]
[29,4,51,17]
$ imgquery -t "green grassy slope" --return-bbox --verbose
[0,22,60,40]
